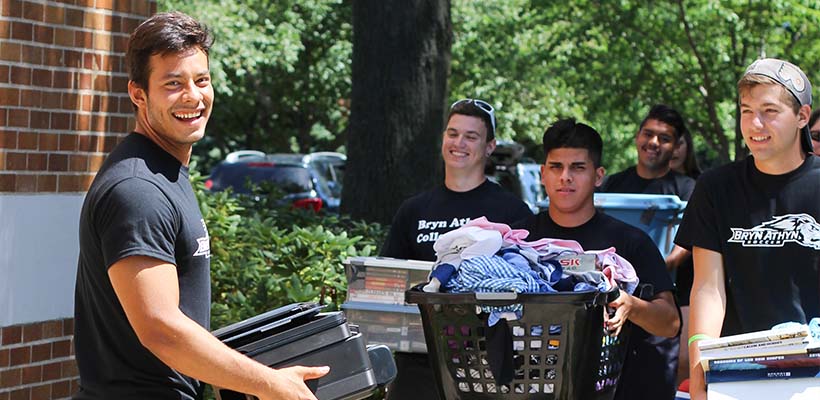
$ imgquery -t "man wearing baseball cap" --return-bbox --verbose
[675,58,820,399]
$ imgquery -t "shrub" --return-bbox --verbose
[191,172,386,330]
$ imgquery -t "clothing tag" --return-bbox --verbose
[555,254,596,273]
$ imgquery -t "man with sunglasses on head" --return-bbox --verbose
[381,98,532,399]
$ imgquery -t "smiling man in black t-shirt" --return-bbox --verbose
[515,118,680,400]
[675,58,820,400]
[381,99,532,399]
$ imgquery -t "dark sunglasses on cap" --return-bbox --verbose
[811,130,820,142]
[450,98,496,135]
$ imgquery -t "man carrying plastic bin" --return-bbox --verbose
[381,98,532,399]
[513,118,681,400]
[676,58,820,400]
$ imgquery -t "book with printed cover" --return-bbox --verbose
[698,325,819,371]
[706,352,820,383]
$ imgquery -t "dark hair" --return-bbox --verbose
[542,118,603,167]
[126,12,214,91]
[448,101,495,140]
[810,109,820,129]
[675,130,702,179]
[639,104,688,140]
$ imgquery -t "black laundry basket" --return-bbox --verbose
[405,287,629,400]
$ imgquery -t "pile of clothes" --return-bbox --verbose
[422,217,640,326]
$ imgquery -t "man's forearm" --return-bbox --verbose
[628,292,680,337]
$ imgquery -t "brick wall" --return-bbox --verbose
[0,0,155,398]
[0,0,155,193]
[0,319,77,400]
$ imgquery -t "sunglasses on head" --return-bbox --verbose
[451,98,496,135]
[812,130,820,142]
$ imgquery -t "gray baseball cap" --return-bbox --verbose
[743,58,813,153]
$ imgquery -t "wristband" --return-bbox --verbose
[688,333,712,346]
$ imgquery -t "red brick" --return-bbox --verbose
[102,135,119,152]
[21,364,42,384]
[48,153,67,171]
[2,0,22,17]
[14,175,37,193]
[64,7,83,28]
[83,11,110,31]
[0,86,19,106]
[109,115,128,133]
[0,41,21,62]
[9,346,30,366]
[9,388,28,400]
[77,72,91,90]
[0,108,4,125]
[63,49,82,69]
[61,359,78,377]
[54,27,73,46]
[28,152,47,171]
[0,130,16,149]
[112,34,128,53]
[30,384,50,400]
[20,88,43,108]
[18,132,37,150]
[75,30,92,48]
[22,1,43,21]
[78,134,97,151]
[0,149,5,169]
[121,16,141,33]
[51,339,71,358]
[11,20,32,40]
[41,361,61,381]
[44,4,65,24]
[0,65,9,83]
[88,153,104,171]
[8,109,28,127]
[32,68,51,87]
[79,94,92,112]
[112,76,128,93]
[0,391,7,400]
[132,1,151,17]
[51,380,71,397]
[74,113,89,131]
[51,112,70,130]
[59,133,78,151]
[92,114,106,132]
[42,320,62,339]
[21,44,42,64]
[38,133,58,151]
[6,151,26,169]
[0,367,22,387]
[0,173,15,190]
[70,378,80,397]
[53,70,71,89]
[2,326,22,345]
[0,348,7,367]
[31,343,51,362]
[40,89,60,109]
[43,47,61,66]
[30,110,49,129]
[9,66,30,85]
[95,0,114,10]
[33,24,53,43]
[63,319,74,335]
[61,92,78,110]
[119,97,133,113]
[68,154,87,171]
[92,74,109,91]
[37,174,56,191]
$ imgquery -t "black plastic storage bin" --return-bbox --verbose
[405,288,629,400]
[211,302,396,400]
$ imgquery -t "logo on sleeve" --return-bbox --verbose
[728,214,820,249]
[193,219,211,258]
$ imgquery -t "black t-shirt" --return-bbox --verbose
[675,156,820,336]
[599,165,696,305]
[513,211,677,400]
[600,166,695,201]
[74,133,211,400]
[381,179,533,261]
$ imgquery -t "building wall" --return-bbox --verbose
[0,1,155,398]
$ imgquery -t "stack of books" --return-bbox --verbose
[697,325,820,399]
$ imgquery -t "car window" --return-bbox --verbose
[212,164,313,194]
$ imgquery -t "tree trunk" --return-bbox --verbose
[343,0,453,224]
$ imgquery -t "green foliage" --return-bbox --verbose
[451,0,820,170]
[159,0,353,172]
[191,170,385,330]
